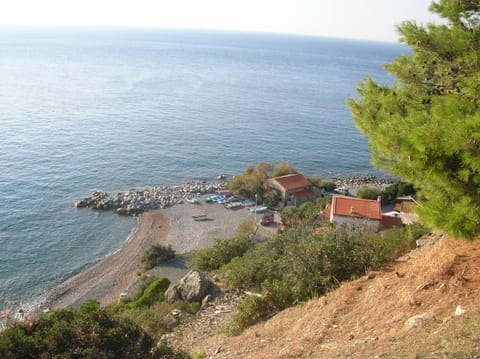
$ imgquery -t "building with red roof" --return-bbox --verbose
[323,195,403,231]
[265,173,315,207]
[323,195,382,227]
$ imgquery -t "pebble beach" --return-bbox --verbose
[42,191,255,310]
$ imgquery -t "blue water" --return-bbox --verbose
[0,27,407,309]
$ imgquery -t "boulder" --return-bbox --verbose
[404,312,435,330]
[165,270,216,304]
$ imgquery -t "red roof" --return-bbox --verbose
[268,173,312,191]
[332,196,382,220]
[291,189,315,199]
[380,214,404,231]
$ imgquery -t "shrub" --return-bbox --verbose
[356,187,382,200]
[227,295,275,336]
[193,220,255,271]
[298,202,318,225]
[381,181,416,204]
[80,299,100,314]
[0,306,188,359]
[280,206,301,228]
[315,195,332,211]
[223,223,428,332]
[262,190,280,208]
[226,162,296,198]
[320,181,336,192]
[142,244,176,270]
[131,277,171,309]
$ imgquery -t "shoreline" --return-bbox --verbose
[40,198,255,312]
[41,211,170,311]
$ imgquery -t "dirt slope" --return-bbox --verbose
[174,233,480,358]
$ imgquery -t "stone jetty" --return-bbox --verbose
[74,181,226,216]
[331,174,393,188]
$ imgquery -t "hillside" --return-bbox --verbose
[171,233,480,358]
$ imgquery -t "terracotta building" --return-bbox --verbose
[265,173,315,207]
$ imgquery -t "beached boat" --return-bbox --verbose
[185,195,199,204]
[193,217,213,221]
[225,200,243,209]
[334,186,349,195]
[242,200,257,207]
[249,205,268,213]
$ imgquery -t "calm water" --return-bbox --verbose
[0,27,407,309]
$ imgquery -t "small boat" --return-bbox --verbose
[185,196,199,204]
[193,217,213,221]
[334,186,349,195]
[225,201,243,209]
[192,214,207,219]
[249,205,268,213]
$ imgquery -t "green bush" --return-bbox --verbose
[80,299,100,314]
[298,202,318,225]
[315,195,332,211]
[320,181,337,192]
[356,187,382,200]
[222,223,428,332]
[142,244,176,270]
[280,206,301,227]
[193,220,255,271]
[226,162,296,198]
[131,277,171,309]
[0,306,189,359]
[262,190,280,208]
[381,181,416,204]
[227,295,275,336]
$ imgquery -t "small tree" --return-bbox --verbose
[357,187,382,200]
[280,206,301,228]
[226,162,296,199]
[142,245,175,270]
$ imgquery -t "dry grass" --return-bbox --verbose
[174,232,480,358]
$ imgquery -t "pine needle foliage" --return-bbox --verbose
[348,0,480,239]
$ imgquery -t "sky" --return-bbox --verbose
[1,0,442,43]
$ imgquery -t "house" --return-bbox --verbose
[323,195,382,228]
[394,195,418,225]
[395,196,416,213]
[323,195,403,230]
[265,173,315,207]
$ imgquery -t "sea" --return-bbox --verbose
[0,27,409,311]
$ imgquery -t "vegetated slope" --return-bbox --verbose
[181,233,480,358]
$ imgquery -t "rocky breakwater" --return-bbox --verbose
[331,174,393,188]
[74,181,226,216]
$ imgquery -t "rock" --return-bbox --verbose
[115,207,127,215]
[201,294,212,308]
[455,305,466,316]
[404,312,435,330]
[160,309,184,331]
[165,270,217,304]
[74,180,227,216]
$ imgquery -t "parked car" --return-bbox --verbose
[260,212,274,226]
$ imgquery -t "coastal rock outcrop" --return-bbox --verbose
[165,269,218,304]
[74,181,226,216]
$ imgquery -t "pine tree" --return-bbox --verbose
[348,0,480,239]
